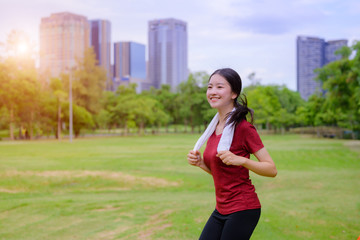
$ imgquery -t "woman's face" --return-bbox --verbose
[207,74,237,110]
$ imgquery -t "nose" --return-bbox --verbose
[207,88,216,95]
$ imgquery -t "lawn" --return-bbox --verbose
[0,134,359,240]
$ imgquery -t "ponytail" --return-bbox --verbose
[226,94,253,126]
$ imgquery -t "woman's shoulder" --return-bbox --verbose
[233,119,258,137]
[234,120,264,151]
[236,119,256,130]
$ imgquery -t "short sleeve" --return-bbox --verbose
[243,123,264,154]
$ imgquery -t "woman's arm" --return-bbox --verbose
[217,148,277,177]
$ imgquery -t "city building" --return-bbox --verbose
[325,40,348,63]
[296,36,348,100]
[39,12,90,79]
[113,41,148,93]
[89,19,112,90]
[148,18,188,91]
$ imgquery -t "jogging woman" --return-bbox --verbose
[187,68,277,240]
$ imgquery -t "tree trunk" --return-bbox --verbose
[29,110,34,140]
[203,122,208,132]
[266,121,270,130]
[190,117,194,133]
[57,102,62,140]
[124,123,128,136]
[139,121,145,136]
[9,107,14,140]
[183,120,188,133]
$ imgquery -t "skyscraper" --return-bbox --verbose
[89,19,112,90]
[113,41,148,92]
[148,18,188,91]
[39,12,90,78]
[297,36,347,100]
[325,40,348,63]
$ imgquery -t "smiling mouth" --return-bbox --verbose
[209,96,220,101]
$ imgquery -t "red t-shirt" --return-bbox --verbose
[203,120,264,215]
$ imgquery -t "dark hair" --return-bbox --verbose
[209,68,253,125]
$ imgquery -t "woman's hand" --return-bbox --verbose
[187,150,212,174]
[187,150,202,167]
[216,150,247,166]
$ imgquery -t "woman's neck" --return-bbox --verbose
[217,104,235,125]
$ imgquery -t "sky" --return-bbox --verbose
[0,0,359,90]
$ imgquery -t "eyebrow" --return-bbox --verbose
[208,82,225,86]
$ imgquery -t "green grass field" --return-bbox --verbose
[0,134,359,240]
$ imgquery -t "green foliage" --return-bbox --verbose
[244,85,304,130]
[1,28,358,140]
[308,42,360,134]
[105,84,170,134]
[62,102,95,137]
[72,48,107,115]
[0,31,41,140]
[177,72,210,132]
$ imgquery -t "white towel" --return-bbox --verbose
[193,110,235,152]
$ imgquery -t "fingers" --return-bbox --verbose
[216,150,230,159]
[187,150,201,166]
[216,151,234,165]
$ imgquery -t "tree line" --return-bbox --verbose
[0,31,359,140]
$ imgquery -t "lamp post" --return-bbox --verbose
[69,69,73,142]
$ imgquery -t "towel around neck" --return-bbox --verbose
[193,110,235,152]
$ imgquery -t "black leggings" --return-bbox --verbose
[199,208,261,240]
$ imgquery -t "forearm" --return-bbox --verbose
[199,163,212,175]
[242,157,277,177]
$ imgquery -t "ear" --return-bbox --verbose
[231,92,238,100]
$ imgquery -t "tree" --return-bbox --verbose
[0,30,37,140]
[108,84,138,134]
[244,85,304,131]
[178,73,206,133]
[108,84,170,135]
[314,42,360,138]
[16,65,42,139]
[95,91,116,130]
[0,59,20,140]
[71,48,107,115]
[62,102,94,137]
[49,77,67,139]
[130,96,170,135]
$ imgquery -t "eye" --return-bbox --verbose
[207,85,212,89]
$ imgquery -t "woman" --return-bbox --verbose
[187,68,277,240]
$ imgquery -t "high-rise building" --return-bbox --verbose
[325,40,348,63]
[148,18,188,91]
[89,19,112,90]
[297,36,347,100]
[39,12,90,78]
[113,41,148,92]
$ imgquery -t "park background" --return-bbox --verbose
[1,42,360,140]
[1,40,360,239]
[1,0,360,239]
